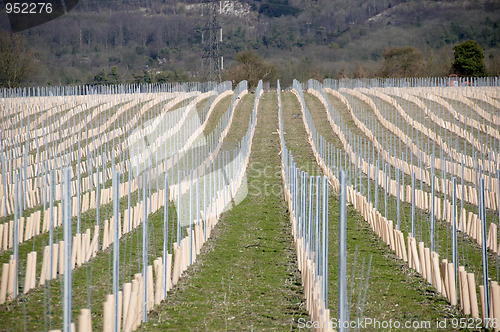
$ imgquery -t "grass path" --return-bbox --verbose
[280,90,462,326]
[143,91,309,330]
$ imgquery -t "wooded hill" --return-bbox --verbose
[1,0,499,86]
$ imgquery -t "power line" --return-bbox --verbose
[201,0,222,83]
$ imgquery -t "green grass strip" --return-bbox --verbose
[143,91,310,330]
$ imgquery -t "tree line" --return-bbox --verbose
[0,0,498,87]
[0,28,489,89]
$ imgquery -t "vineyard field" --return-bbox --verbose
[1,77,500,330]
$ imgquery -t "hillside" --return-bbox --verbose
[0,0,499,86]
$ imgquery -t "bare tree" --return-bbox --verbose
[379,46,425,78]
[0,31,37,88]
[226,50,277,89]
